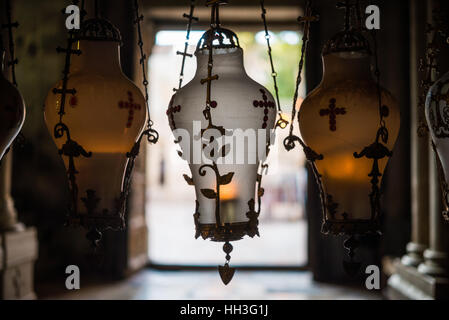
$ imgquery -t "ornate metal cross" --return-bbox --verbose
[118,91,142,128]
[253,89,275,129]
[167,96,182,130]
[319,98,346,131]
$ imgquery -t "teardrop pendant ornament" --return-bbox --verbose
[218,241,235,285]
[342,235,361,277]
[218,263,235,285]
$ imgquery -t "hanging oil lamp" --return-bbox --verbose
[44,11,147,245]
[296,1,400,270]
[168,0,276,284]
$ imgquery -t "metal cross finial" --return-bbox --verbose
[336,0,355,30]
[206,0,228,7]
[206,0,227,28]
[297,5,319,39]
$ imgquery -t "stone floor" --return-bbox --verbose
[45,269,382,300]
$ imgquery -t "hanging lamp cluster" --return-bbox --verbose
[0,0,25,162]
[44,0,158,246]
[285,0,400,272]
[1,0,408,284]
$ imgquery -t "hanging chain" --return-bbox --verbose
[259,0,288,130]
[53,0,88,221]
[371,30,389,143]
[133,0,159,144]
[175,0,198,92]
[2,0,18,86]
[283,0,318,152]
[123,0,161,223]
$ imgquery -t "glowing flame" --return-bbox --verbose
[221,184,237,201]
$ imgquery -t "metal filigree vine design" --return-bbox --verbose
[427,80,449,138]
[431,142,449,221]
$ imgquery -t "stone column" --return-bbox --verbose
[0,153,24,231]
[401,0,429,267]
[417,151,449,276]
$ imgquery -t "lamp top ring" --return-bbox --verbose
[322,30,371,56]
[196,27,241,52]
[75,18,122,43]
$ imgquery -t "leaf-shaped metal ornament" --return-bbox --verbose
[201,188,217,199]
[218,263,235,285]
[183,174,194,185]
[219,172,234,185]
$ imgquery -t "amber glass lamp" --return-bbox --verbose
[44,18,146,244]
[298,6,400,264]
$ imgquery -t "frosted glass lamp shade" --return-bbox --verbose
[169,39,276,242]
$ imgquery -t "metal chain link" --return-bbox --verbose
[133,0,158,141]
[259,0,288,130]
[175,0,198,92]
[371,30,389,142]
[2,0,18,86]
[283,0,318,152]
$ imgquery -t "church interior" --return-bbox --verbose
[0,0,449,301]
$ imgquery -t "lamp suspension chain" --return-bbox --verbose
[175,0,199,92]
[283,0,319,153]
[133,0,158,143]
[122,0,160,214]
[52,0,89,226]
[200,0,237,276]
[2,0,18,87]
[259,0,288,130]
[372,30,388,136]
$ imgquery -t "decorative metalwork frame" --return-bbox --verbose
[52,0,158,246]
